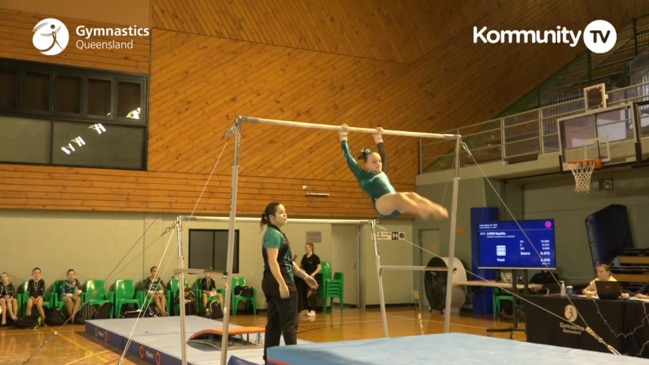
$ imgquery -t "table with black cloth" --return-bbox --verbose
[523,295,649,357]
[625,299,649,357]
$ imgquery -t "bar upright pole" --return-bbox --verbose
[443,135,462,333]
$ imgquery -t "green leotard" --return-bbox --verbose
[341,140,400,217]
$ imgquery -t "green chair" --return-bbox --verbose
[317,261,333,298]
[333,272,344,290]
[167,278,181,315]
[48,280,68,311]
[191,279,204,315]
[16,281,30,317]
[493,287,513,316]
[322,272,344,313]
[136,281,153,313]
[113,279,140,318]
[167,277,189,316]
[231,276,256,315]
[83,280,111,312]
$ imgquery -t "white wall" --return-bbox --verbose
[360,218,415,306]
[0,211,416,309]
[0,210,174,288]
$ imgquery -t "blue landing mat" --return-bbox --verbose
[267,332,649,365]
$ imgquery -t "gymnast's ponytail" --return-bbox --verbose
[357,148,371,161]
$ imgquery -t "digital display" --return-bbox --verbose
[477,219,557,269]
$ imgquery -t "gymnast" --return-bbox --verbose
[339,124,448,220]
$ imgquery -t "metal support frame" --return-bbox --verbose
[234,116,462,340]
[174,214,375,365]
[173,116,461,364]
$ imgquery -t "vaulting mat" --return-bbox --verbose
[84,316,276,365]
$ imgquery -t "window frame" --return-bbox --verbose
[0,58,149,170]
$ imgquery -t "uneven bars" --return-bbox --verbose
[179,216,375,225]
[237,116,459,140]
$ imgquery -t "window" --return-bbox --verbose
[52,121,145,169]
[0,69,16,109]
[0,116,50,163]
[88,78,111,116]
[0,58,148,170]
[117,81,141,120]
[189,229,240,273]
[54,75,81,114]
[23,72,49,112]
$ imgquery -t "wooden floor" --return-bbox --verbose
[1,307,525,365]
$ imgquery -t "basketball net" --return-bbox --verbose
[566,160,598,193]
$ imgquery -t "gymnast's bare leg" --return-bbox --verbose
[375,192,448,220]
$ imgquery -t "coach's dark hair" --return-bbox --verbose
[260,202,282,229]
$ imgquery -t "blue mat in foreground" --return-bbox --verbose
[267,332,649,365]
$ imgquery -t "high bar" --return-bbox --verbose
[237,116,459,140]
[179,215,375,225]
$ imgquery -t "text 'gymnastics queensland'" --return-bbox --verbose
[74,25,150,50]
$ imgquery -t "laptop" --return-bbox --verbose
[595,281,622,299]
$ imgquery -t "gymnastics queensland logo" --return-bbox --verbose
[32,18,70,56]
[564,304,578,322]
[472,19,617,54]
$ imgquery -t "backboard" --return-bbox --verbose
[558,102,642,171]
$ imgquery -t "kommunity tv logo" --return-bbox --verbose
[473,20,617,54]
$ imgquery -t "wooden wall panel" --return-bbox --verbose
[1,0,643,218]
[0,0,150,27]
[151,0,504,63]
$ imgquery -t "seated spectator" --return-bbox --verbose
[530,269,560,294]
[0,272,19,325]
[178,285,199,316]
[582,264,617,295]
[199,268,223,316]
[633,281,649,299]
[144,266,168,316]
[26,267,47,320]
[60,269,83,323]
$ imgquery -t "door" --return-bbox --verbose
[331,225,359,306]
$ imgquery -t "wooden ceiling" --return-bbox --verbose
[1,0,648,217]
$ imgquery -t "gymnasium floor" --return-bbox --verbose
[1,307,524,364]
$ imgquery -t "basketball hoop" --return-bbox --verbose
[565,159,601,193]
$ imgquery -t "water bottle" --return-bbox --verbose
[560,281,566,296]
